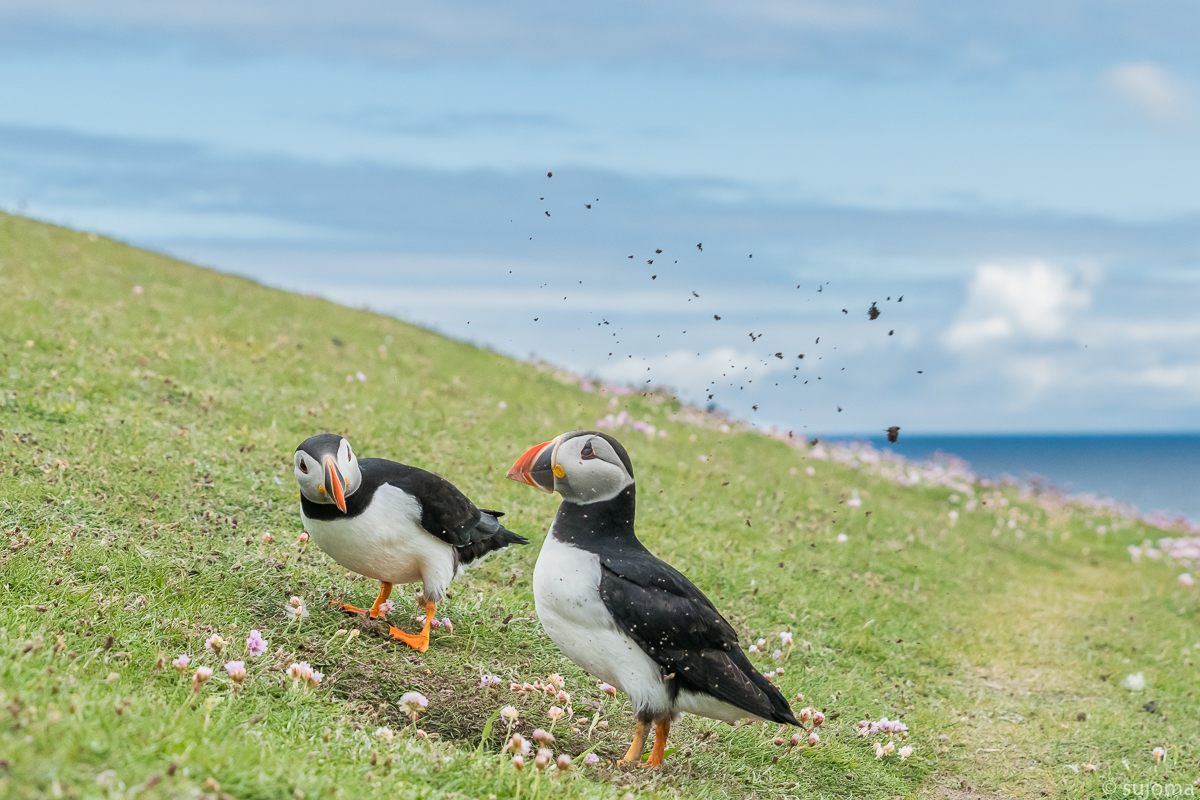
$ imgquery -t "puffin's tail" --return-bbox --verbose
[455,510,530,566]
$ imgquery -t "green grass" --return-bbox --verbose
[1,213,1198,799]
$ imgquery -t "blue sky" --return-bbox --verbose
[1,1,1198,434]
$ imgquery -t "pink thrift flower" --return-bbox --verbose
[297,532,309,543]
[261,532,275,544]
[306,670,324,688]
[441,617,453,633]
[132,285,144,295]
[172,654,191,674]
[400,691,428,720]
[225,661,247,684]
[204,634,226,654]
[192,666,213,693]
[556,754,572,770]
[245,630,267,657]
[287,662,313,683]
[599,682,617,697]
[583,753,600,766]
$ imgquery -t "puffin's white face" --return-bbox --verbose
[552,433,632,503]
[294,436,363,511]
[508,431,633,505]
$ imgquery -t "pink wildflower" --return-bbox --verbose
[245,630,267,657]
[192,666,213,693]
[400,691,428,720]
[224,661,247,684]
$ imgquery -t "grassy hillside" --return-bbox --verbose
[1,213,1197,800]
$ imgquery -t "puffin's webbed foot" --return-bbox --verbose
[330,600,369,616]
[385,601,435,652]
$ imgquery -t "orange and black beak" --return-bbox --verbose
[507,440,557,492]
[322,456,348,513]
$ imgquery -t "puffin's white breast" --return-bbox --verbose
[302,484,455,593]
[533,530,669,717]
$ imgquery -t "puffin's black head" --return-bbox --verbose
[507,430,634,504]
[294,433,363,512]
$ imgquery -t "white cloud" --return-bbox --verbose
[942,261,1094,352]
[598,346,776,391]
[1105,62,1190,124]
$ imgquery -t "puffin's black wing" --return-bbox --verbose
[598,544,798,726]
[360,459,528,562]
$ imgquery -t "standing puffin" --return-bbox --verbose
[507,430,798,766]
[295,433,528,651]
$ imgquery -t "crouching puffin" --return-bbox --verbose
[295,433,528,651]
[508,431,798,766]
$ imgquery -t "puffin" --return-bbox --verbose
[294,433,528,651]
[507,430,798,766]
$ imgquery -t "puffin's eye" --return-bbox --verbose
[580,441,596,460]
[299,460,309,474]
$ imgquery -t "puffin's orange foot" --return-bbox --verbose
[330,600,369,616]
[386,626,430,652]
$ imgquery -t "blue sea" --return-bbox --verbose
[854,435,1200,526]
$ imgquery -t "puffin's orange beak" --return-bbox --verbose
[322,456,348,513]
[507,440,556,492]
